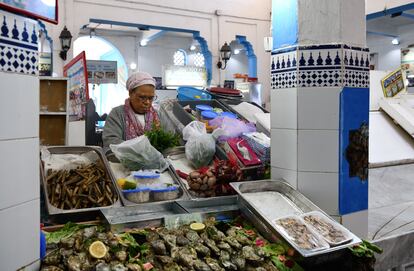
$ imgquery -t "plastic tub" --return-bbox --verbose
[132,170,160,186]
[151,186,180,201]
[177,87,212,101]
[201,110,218,121]
[123,187,151,203]
[196,104,213,112]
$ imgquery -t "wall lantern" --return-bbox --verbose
[59,26,72,61]
[217,42,232,70]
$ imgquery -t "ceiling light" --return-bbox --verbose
[190,45,196,51]
[140,39,148,46]
[41,0,55,6]
[130,62,137,70]
[234,49,240,55]
[392,38,400,45]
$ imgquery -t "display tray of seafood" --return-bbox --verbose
[165,147,241,200]
[41,214,305,271]
[231,180,361,257]
[40,146,122,215]
[301,211,353,246]
[106,152,188,206]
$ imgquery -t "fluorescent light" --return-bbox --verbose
[408,75,414,78]
[234,49,240,55]
[190,45,196,51]
[392,38,400,45]
[130,62,137,70]
[140,39,148,46]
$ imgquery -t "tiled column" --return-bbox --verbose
[270,0,369,237]
[0,10,40,270]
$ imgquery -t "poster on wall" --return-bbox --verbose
[381,68,405,98]
[86,60,118,84]
[401,47,414,87]
[64,51,89,121]
[0,0,58,24]
[39,52,52,76]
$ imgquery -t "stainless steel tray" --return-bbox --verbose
[231,180,361,257]
[166,149,238,201]
[106,152,189,206]
[40,146,122,215]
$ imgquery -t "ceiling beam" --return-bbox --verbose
[366,31,398,38]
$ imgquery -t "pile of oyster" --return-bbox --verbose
[41,218,285,271]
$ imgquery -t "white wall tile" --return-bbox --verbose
[0,72,39,140]
[297,87,341,130]
[298,130,339,172]
[0,199,40,270]
[0,138,39,210]
[270,88,297,129]
[271,166,298,189]
[298,171,339,215]
[271,129,297,171]
[342,210,368,239]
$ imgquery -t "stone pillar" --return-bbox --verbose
[270,0,369,237]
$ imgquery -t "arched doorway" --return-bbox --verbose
[74,36,128,115]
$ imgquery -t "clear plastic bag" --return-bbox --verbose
[110,135,168,171]
[209,116,256,142]
[182,121,216,168]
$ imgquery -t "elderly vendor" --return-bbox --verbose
[103,71,160,148]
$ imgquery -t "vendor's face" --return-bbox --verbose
[129,85,156,114]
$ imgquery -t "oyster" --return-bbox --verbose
[67,255,81,271]
[242,246,263,262]
[231,253,246,270]
[203,238,220,256]
[236,233,252,245]
[40,266,64,271]
[205,257,224,271]
[126,263,142,271]
[176,247,197,268]
[217,242,232,252]
[176,235,190,246]
[60,237,75,249]
[186,230,201,243]
[224,237,242,249]
[95,262,110,271]
[206,226,225,242]
[193,259,212,271]
[194,243,210,257]
[83,226,97,239]
[163,234,177,249]
[146,231,160,242]
[156,255,174,265]
[43,250,61,266]
[97,232,108,243]
[115,250,128,262]
[111,263,128,271]
[164,262,182,271]
[151,239,167,255]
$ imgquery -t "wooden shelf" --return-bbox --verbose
[40,111,67,115]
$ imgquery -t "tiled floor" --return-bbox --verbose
[368,163,414,240]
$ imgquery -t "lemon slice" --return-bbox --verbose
[190,222,205,232]
[89,241,107,258]
[117,178,126,188]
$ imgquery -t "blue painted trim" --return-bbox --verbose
[0,37,37,50]
[193,33,212,85]
[89,18,199,35]
[299,44,342,50]
[401,12,414,20]
[236,35,257,77]
[366,31,398,39]
[366,3,414,20]
[144,30,166,43]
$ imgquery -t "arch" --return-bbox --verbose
[74,36,128,115]
[193,33,212,84]
[236,35,257,78]
[173,49,187,66]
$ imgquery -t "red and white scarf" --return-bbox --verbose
[124,98,159,140]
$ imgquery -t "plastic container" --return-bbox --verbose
[196,104,213,112]
[132,170,160,186]
[123,187,151,203]
[201,110,218,121]
[273,215,329,252]
[220,112,237,119]
[302,211,353,246]
[151,186,180,201]
[177,87,212,101]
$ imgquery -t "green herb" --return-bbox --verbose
[145,126,180,152]
[349,240,383,258]
[118,232,139,248]
[263,243,287,256]
[45,222,91,244]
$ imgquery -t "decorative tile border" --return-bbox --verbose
[0,10,38,75]
[271,44,369,89]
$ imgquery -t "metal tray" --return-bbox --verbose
[231,180,361,257]
[165,148,238,201]
[40,146,122,215]
[105,153,189,206]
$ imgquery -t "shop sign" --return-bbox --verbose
[401,47,414,87]
[86,60,118,84]
[163,65,207,87]
[64,51,89,121]
[381,68,405,98]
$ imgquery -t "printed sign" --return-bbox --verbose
[0,0,58,24]
[381,68,405,97]
[401,47,414,87]
[87,60,118,84]
[64,51,89,121]
[39,52,52,76]
[163,65,207,87]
